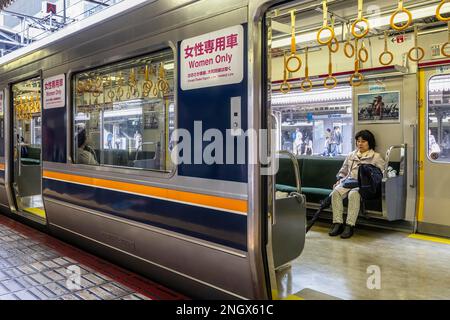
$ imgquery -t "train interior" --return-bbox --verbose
[73,50,175,172]
[11,77,46,221]
[265,0,450,299]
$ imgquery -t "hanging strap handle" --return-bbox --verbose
[350,38,364,86]
[317,0,335,45]
[301,47,313,91]
[379,31,394,65]
[390,0,412,31]
[286,10,302,73]
[351,0,369,39]
[407,25,425,62]
[280,52,291,94]
[436,0,450,22]
[442,21,450,57]
[324,47,337,89]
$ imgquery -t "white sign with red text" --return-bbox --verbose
[44,74,66,109]
[180,25,244,90]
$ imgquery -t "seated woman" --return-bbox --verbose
[329,130,385,239]
[77,129,98,165]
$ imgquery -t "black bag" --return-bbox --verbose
[358,164,383,200]
[341,177,359,189]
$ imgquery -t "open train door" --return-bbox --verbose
[417,62,450,237]
[5,76,47,224]
[257,1,308,300]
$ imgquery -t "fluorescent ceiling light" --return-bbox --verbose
[272,4,450,49]
[164,62,174,70]
[104,107,142,118]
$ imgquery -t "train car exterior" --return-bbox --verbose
[0,0,449,300]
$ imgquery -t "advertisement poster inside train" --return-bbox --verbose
[357,91,400,124]
[180,25,244,90]
[44,74,66,109]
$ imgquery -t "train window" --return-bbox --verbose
[73,50,175,172]
[272,86,353,157]
[428,75,450,162]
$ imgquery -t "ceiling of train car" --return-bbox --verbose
[270,0,448,50]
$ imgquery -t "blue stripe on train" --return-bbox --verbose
[43,178,247,251]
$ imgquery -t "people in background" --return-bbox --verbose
[303,134,313,155]
[333,126,343,155]
[115,132,122,149]
[77,129,98,165]
[441,130,450,158]
[322,128,332,156]
[107,131,113,149]
[134,130,143,152]
[429,129,441,160]
[292,128,303,156]
[329,130,385,239]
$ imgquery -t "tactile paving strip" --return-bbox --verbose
[0,215,187,300]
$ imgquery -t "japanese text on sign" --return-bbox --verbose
[180,25,244,90]
[44,74,66,109]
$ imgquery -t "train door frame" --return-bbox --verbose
[250,0,307,300]
[417,63,450,237]
[5,71,47,225]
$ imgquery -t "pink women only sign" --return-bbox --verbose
[180,25,244,90]
[44,74,66,109]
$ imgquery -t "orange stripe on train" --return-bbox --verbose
[43,170,248,214]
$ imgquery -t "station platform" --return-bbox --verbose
[0,214,188,300]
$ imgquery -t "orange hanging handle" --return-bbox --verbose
[301,47,313,92]
[286,10,302,73]
[407,25,425,62]
[390,0,413,31]
[379,31,394,65]
[436,0,450,22]
[351,0,370,39]
[317,0,335,45]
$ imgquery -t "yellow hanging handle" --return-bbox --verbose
[350,39,364,87]
[441,22,450,57]
[328,15,340,53]
[391,0,412,31]
[344,24,355,58]
[286,10,302,73]
[317,0,335,45]
[324,47,337,89]
[358,40,368,63]
[280,52,291,94]
[379,31,394,65]
[301,47,313,92]
[390,0,412,31]
[436,0,450,22]
[351,0,370,39]
[408,25,425,62]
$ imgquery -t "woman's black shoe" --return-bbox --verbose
[340,225,354,239]
[329,223,344,236]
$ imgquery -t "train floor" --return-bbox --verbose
[277,221,450,300]
[0,214,187,300]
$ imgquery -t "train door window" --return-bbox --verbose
[428,74,450,162]
[272,87,353,157]
[11,77,46,219]
[73,49,174,172]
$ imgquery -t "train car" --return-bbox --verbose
[0,0,449,300]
